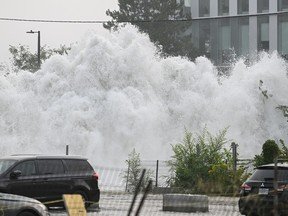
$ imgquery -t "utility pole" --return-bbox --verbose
[26,30,41,69]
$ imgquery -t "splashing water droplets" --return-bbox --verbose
[1,25,287,166]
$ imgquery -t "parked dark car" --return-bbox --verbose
[0,192,50,216]
[239,163,288,216]
[0,155,100,208]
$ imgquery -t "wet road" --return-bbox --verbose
[50,193,242,215]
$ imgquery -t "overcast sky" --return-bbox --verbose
[0,0,118,63]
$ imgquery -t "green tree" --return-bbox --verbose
[253,139,280,167]
[9,44,71,73]
[168,128,245,194]
[104,0,199,60]
[124,149,152,192]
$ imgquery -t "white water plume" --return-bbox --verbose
[0,25,288,167]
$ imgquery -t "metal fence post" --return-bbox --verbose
[274,158,279,216]
[231,142,238,199]
[66,145,69,155]
[155,160,159,187]
[231,142,237,174]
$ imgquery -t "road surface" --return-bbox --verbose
[50,192,242,215]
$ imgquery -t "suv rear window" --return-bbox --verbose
[37,159,65,174]
[249,167,288,181]
[64,159,93,173]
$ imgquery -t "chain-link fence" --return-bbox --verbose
[87,160,288,216]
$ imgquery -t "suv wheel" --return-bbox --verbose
[17,212,38,216]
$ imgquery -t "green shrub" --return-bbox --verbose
[168,128,246,195]
[124,149,152,193]
[253,139,280,167]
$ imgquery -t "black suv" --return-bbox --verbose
[0,155,100,208]
[239,163,288,216]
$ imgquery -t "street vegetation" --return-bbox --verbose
[104,0,199,60]
[167,128,247,195]
[8,44,71,73]
[124,128,288,196]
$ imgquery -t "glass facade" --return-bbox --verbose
[187,0,286,64]
[278,14,288,56]
[258,0,269,13]
[239,18,249,56]
[258,16,269,51]
[279,0,288,11]
[192,20,211,58]
[219,19,232,63]
[219,0,229,16]
[238,0,249,14]
[191,17,250,64]
[199,0,210,17]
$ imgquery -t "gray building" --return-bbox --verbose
[183,0,288,65]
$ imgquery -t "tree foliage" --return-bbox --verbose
[259,80,288,122]
[124,148,152,192]
[9,44,71,73]
[253,139,280,167]
[104,0,199,60]
[168,128,246,194]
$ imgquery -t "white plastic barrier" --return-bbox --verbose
[163,194,209,213]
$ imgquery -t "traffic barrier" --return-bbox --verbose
[163,194,209,213]
[63,194,86,216]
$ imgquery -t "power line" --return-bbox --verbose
[0,17,106,23]
[0,17,192,24]
[1,11,288,24]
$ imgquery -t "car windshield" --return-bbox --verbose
[0,159,17,175]
[249,167,288,181]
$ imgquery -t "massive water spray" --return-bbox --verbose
[0,25,288,167]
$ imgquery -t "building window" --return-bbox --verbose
[258,0,269,13]
[199,0,210,17]
[258,16,269,51]
[191,20,211,58]
[184,0,191,7]
[278,14,288,55]
[219,0,229,16]
[279,0,288,11]
[238,0,249,14]
[218,18,231,63]
[239,18,249,56]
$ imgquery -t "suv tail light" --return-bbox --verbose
[92,172,99,181]
[278,184,288,191]
[241,183,252,191]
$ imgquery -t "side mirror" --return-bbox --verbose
[10,170,22,179]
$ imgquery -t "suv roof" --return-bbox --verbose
[258,163,288,169]
[1,154,87,161]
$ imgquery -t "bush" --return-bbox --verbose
[253,139,280,167]
[168,128,246,195]
[124,149,152,192]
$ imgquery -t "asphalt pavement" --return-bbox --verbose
[50,193,242,215]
